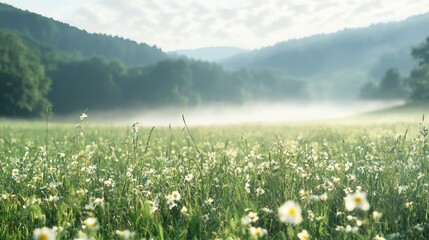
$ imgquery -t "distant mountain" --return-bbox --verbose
[221,13,429,99]
[172,46,248,62]
[0,3,167,67]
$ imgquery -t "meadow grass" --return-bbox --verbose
[0,114,429,239]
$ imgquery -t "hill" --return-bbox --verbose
[0,3,167,67]
[221,13,429,99]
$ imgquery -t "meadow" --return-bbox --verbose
[0,113,429,239]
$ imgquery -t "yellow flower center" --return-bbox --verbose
[37,233,49,240]
[354,197,362,204]
[288,208,296,216]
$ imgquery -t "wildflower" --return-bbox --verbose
[180,206,189,215]
[46,195,59,203]
[202,213,210,222]
[115,230,136,239]
[319,193,328,201]
[147,200,158,213]
[278,200,303,225]
[345,225,359,233]
[104,178,113,187]
[204,197,214,205]
[184,173,194,182]
[93,198,104,206]
[256,187,265,196]
[83,217,98,231]
[249,227,267,239]
[332,177,341,183]
[75,231,89,240]
[12,169,19,177]
[374,234,386,240]
[80,113,88,121]
[323,178,334,191]
[171,191,181,201]
[245,182,251,193]
[261,207,272,213]
[405,202,413,209]
[33,227,56,240]
[372,211,383,221]
[52,226,63,234]
[167,199,177,209]
[247,211,259,222]
[76,189,88,196]
[299,189,311,200]
[307,210,315,221]
[345,192,370,211]
[297,229,310,240]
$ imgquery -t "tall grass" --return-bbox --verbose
[0,116,428,239]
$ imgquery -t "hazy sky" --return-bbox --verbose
[2,0,429,51]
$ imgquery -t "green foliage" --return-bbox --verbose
[411,36,429,66]
[48,57,123,113]
[408,65,429,100]
[0,3,167,67]
[0,31,50,117]
[407,36,429,100]
[360,68,409,99]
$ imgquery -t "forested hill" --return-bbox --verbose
[0,3,167,67]
[221,13,429,79]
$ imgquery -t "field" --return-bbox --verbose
[1,112,429,239]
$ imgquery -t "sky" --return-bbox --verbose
[2,0,429,51]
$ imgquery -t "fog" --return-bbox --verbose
[81,100,404,126]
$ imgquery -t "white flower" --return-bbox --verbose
[319,193,328,201]
[202,213,210,222]
[171,191,181,201]
[249,227,267,239]
[322,178,334,191]
[83,217,98,231]
[247,211,259,222]
[372,211,383,221]
[345,225,359,233]
[345,192,370,211]
[180,206,189,215]
[204,197,214,205]
[33,227,56,240]
[80,113,88,121]
[297,229,310,240]
[278,200,303,225]
[115,230,136,239]
[93,198,104,206]
[374,234,386,240]
[167,199,177,209]
[184,173,194,182]
[256,187,265,196]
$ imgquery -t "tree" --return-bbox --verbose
[408,36,429,100]
[360,68,408,99]
[48,57,122,113]
[411,36,429,66]
[0,30,50,117]
[408,65,429,100]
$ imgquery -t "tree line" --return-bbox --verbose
[0,30,308,117]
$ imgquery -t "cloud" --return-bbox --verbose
[3,0,429,50]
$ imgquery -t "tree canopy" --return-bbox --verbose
[0,31,50,116]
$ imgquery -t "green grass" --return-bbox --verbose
[1,113,429,239]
